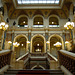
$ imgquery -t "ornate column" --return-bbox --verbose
[0,30,3,51]
[73,2,75,44]
[28,30,31,53]
[45,30,49,52]
[62,30,66,50]
[70,29,73,45]
[0,12,4,50]
[2,30,6,49]
[11,30,14,51]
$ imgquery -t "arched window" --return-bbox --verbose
[33,17,43,27]
[18,17,28,27]
[49,17,59,27]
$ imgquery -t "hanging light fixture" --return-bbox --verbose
[46,41,50,44]
[13,42,20,47]
[27,41,30,44]
[64,22,74,30]
[54,42,62,47]
[65,41,69,44]
[8,41,12,44]
[0,22,9,31]
[21,44,24,46]
[37,44,39,46]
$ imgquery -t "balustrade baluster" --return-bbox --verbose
[58,50,75,74]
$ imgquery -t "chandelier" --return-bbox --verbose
[54,42,62,47]
[64,22,74,30]
[8,41,20,47]
[8,41,12,45]
[13,42,20,47]
[27,41,30,44]
[0,22,9,31]
[65,41,69,45]
[46,41,50,44]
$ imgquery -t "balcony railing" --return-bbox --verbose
[0,50,11,69]
[17,25,28,28]
[49,25,59,27]
[58,50,75,74]
[16,25,60,28]
[33,25,44,28]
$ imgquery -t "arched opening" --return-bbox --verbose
[32,36,44,52]
[18,17,28,27]
[31,34,46,53]
[33,16,43,27]
[49,35,63,58]
[14,35,27,59]
[49,17,59,27]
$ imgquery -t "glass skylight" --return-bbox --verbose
[17,0,60,4]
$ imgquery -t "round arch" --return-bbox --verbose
[48,15,60,26]
[31,34,46,53]
[33,15,44,20]
[33,15,44,25]
[31,65,45,70]
[17,15,28,22]
[13,34,28,52]
[48,15,60,21]
[14,34,28,42]
[48,34,64,51]
[17,15,28,26]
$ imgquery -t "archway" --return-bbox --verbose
[14,34,28,58]
[48,34,64,58]
[31,34,46,53]
[33,15,44,27]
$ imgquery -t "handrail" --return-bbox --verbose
[47,52,58,62]
[0,50,11,56]
[59,50,75,60]
[58,50,75,74]
[16,52,29,61]
[0,50,11,69]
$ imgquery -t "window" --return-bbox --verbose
[49,17,59,27]
[18,17,28,27]
[33,17,43,28]
[17,0,60,4]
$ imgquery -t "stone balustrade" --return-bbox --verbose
[47,52,58,70]
[58,50,75,74]
[0,50,11,69]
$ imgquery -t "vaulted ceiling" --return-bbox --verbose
[2,0,74,19]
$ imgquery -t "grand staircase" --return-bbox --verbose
[4,70,64,75]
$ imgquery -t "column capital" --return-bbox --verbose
[45,30,49,33]
[28,30,31,33]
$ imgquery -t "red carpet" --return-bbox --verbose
[16,70,50,75]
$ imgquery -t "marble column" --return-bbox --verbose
[0,30,3,51]
[0,10,4,50]
[2,30,6,49]
[11,30,14,50]
[45,30,49,52]
[62,30,66,50]
[69,29,73,46]
[28,30,31,53]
